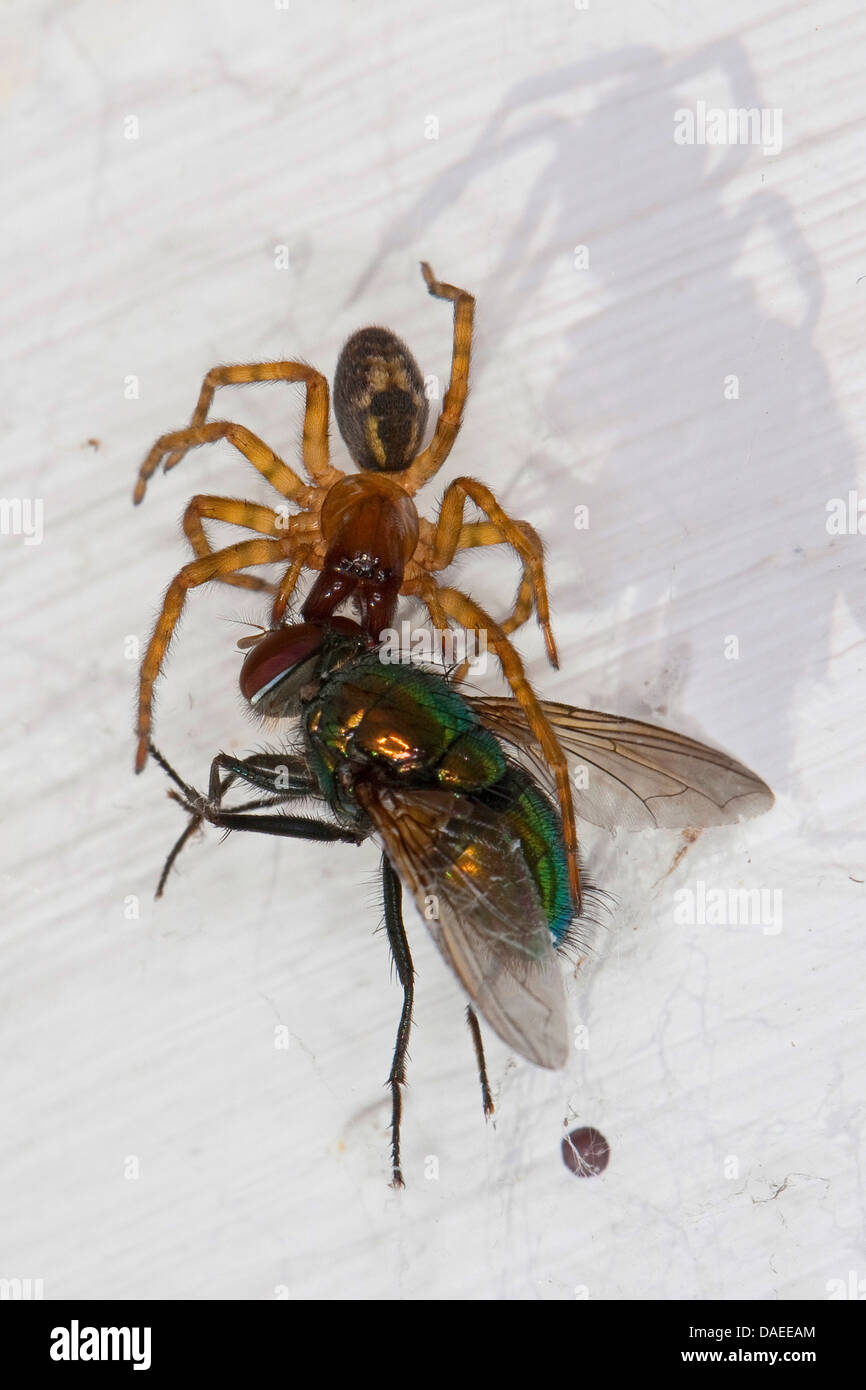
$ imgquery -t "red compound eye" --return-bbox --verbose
[240,624,323,705]
[239,618,360,714]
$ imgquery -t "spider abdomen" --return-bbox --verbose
[334,326,429,472]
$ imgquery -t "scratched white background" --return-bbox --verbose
[2,0,864,1301]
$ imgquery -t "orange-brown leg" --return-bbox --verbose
[409,576,451,634]
[451,526,536,631]
[181,495,286,594]
[397,264,474,493]
[154,361,341,489]
[135,535,304,773]
[453,523,539,653]
[402,571,474,679]
[423,581,581,910]
[424,478,559,668]
[405,561,530,649]
[133,421,320,508]
[415,517,536,657]
[498,573,534,637]
[270,545,314,624]
[445,573,534,686]
[181,497,323,605]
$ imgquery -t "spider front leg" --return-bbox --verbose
[135,534,308,774]
[423,478,559,668]
[415,579,581,910]
[271,543,316,625]
[397,264,474,493]
[140,360,341,490]
[181,495,286,595]
[181,495,321,613]
[133,420,321,509]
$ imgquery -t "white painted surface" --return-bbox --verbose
[2,0,864,1300]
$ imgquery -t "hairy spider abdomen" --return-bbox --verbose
[334,326,429,472]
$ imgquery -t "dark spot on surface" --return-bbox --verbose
[561,1126,610,1177]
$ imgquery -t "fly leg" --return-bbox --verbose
[381,856,415,1189]
[466,1007,494,1119]
[148,743,360,897]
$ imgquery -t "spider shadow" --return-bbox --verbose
[350,39,858,799]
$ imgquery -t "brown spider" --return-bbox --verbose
[133,263,581,904]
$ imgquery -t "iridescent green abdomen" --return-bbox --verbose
[476,766,572,943]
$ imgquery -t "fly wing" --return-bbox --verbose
[360,785,569,1069]
[471,698,774,831]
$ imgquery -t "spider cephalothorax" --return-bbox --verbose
[133,263,581,904]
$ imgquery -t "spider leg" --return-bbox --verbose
[401,569,451,633]
[402,568,461,677]
[181,497,321,614]
[443,571,535,687]
[151,360,342,489]
[135,536,300,773]
[397,263,474,493]
[413,517,534,669]
[271,544,313,625]
[421,581,581,910]
[450,521,542,679]
[425,479,559,668]
[181,495,286,594]
[405,563,525,671]
[134,420,320,508]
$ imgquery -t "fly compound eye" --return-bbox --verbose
[239,618,362,717]
[239,623,328,717]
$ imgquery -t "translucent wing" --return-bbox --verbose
[472,698,774,831]
[360,784,569,1069]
